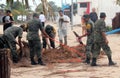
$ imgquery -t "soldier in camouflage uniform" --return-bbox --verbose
[91,13,116,66]
[3,25,26,63]
[80,14,94,64]
[26,13,48,65]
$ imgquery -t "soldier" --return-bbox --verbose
[3,25,26,63]
[79,14,94,64]
[26,13,49,65]
[91,13,116,66]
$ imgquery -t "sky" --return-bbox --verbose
[0,0,75,11]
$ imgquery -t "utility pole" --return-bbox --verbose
[65,0,67,4]
[71,0,73,30]
[61,0,63,7]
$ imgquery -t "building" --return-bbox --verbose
[76,0,120,25]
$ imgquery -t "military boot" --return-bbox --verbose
[108,56,116,66]
[38,58,45,66]
[91,58,97,66]
[31,57,37,65]
[83,58,90,64]
[12,56,18,63]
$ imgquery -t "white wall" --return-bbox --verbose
[77,0,120,26]
[98,0,120,25]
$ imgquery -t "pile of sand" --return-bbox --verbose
[42,45,86,63]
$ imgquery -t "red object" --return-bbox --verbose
[86,2,90,14]
[77,2,90,14]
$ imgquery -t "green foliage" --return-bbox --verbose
[0,4,6,9]
[11,1,23,10]
[6,0,29,9]
[9,1,32,21]
[48,1,61,12]
[35,3,43,13]
[35,1,61,13]
[106,26,112,32]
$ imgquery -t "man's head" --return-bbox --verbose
[92,8,96,12]
[100,12,106,19]
[40,12,43,14]
[83,14,90,22]
[59,10,64,16]
[20,24,26,31]
[33,13,39,18]
[6,10,11,16]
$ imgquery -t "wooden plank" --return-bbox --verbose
[0,49,10,78]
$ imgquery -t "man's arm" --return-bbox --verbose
[101,21,108,44]
[63,16,70,23]
[102,32,108,44]
[41,30,49,38]
[18,28,23,57]
[18,37,23,58]
[41,30,51,48]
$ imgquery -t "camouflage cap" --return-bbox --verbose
[83,14,90,19]
[100,12,106,18]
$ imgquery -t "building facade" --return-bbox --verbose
[77,0,120,25]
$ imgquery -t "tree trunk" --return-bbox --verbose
[0,49,11,78]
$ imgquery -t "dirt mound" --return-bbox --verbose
[10,41,105,67]
[42,45,86,63]
[9,41,105,67]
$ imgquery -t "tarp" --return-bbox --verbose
[106,28,120,35]
[62,4,70,10]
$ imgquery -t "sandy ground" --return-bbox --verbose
[1,22,120,78]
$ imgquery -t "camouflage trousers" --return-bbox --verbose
[86,36,94,58]
[28,40,42,58]
[3,35,18,62]
[92,42,112,58]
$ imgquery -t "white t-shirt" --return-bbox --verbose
[57,15,70,40]
[57,15,70,30]
[5,16,11,22]
[39,14,46,22]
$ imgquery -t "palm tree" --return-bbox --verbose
[6,0,29,9]
[6,0,56,20]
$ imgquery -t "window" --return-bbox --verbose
[80,3,87,8]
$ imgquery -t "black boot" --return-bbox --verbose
[13,56,18,63]
[31,57,37,65]
[91,58,97,66]
[108,56,116,66]
[83,58,90,64]
[38,58,45,66]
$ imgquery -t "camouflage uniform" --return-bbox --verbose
[4,26,23,62]
[93,19,111,58]
[26,18,43,61]
[85,19,94,59]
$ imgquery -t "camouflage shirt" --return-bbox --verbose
[4,26,23,42]
[26,18,43,40]
[85,19,94,36]
[94,19,106,42]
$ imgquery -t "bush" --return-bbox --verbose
[106,26,112,32]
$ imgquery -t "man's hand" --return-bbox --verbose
[59,18,64,22]
[105,39,109,44]
[77,36,82,41]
